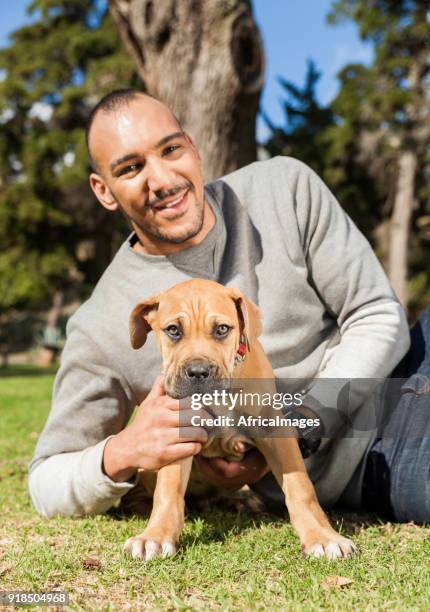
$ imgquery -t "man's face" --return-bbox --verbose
[88,96,207,252]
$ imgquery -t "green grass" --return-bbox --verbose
[1,370,430,610]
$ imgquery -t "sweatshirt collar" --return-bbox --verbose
[125,187,226,278]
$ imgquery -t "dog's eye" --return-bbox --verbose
[164,324,181,340]
[214,324,231,338]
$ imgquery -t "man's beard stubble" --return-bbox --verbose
[112,183,206,245]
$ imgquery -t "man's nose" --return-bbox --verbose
[146,158,177,194]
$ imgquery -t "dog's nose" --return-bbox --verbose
[185,361,211,380]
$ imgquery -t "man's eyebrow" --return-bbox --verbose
[110,153,140,173]
[109,132,184,174]
[155,131,184,148]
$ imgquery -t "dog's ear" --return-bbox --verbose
[228,288,262,342]
[129,294,160,349]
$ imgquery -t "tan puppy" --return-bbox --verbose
[124,279,356,561]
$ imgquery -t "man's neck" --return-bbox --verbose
[132,199,215,256]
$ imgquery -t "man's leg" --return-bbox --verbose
[362,305,430,522]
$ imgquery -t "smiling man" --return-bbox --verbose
[29,88,430,532]
[87,94,213,252]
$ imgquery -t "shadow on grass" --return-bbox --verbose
[0,364,58,377]
[328,508,384,536]
[108,505,286,548]
[106,490,383,546]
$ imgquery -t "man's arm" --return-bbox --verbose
[29,316,207,518]
[289,158,410,433]
[191,157,411,483]
[29,314,134,517]
[29,438,138,517]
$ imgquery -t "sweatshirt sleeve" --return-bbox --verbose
[288,158,411,433]
[29,438,138,517]
[29,312,138,517]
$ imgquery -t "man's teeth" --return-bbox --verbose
[160,193,185,209]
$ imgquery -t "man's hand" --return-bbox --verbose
[103,375,208,482]
[193,449,269,490]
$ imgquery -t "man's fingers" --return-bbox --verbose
[167,396,192,411]
[194,455,241,478]
[177,426,209,444]
[164,442,203,462]
[159,407,211,425]
[209,456,246,477]
[193,455,245,489]
[177,408,212,426]
[194,450,268,479]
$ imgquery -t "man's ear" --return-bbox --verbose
[129,294,161,349]
[228,288,263,344]
[89,172,119,212]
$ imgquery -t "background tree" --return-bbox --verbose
[262,60,381,243]
[0,0,136,362]
[321,62,386,242]
[263,60,335,179]
[327,0,430,309]
[109,0,265,181]
[2,0,429,369]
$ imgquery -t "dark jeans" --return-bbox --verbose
[362,305,430,522]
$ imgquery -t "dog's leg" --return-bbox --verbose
[257,438,356,559]
[124,456,192,561]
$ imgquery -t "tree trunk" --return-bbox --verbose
[46,291,64,329]
[37,290,64,367]
[387,49,427,307]
[109,0,265,181]
[388,150,417,306]
[0,349,8,369]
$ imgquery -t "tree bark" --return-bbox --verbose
[109,0,265,181]
[388,150,417,306]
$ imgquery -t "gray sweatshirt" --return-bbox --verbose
[29,157,410,516]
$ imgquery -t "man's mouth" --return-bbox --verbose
[152,189,189,214]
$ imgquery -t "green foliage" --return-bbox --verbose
[0,0,137,316]
[264,0,430,313]
[321,62,385,238]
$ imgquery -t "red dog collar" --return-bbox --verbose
[234,334,248,366]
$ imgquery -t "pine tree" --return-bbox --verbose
[263,60,334,179]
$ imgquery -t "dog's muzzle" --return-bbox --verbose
[167,360,226,399]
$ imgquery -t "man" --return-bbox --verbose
[30,88,426,522]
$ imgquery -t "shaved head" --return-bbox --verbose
[86,89,181,172]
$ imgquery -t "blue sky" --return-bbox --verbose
[1,1,372,140]
[252,0,373,138]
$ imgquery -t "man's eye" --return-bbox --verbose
[163,145,180,156]
[165,324,181,339]
[119,163,140,176]
[214,324,231,338]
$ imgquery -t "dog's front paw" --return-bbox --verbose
[124,532,178,561]
[301,529,357,559]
